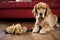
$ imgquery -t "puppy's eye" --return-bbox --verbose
[37,7,39,9]
[43,8,45,9]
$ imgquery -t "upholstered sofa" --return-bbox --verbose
[0,0,60,18]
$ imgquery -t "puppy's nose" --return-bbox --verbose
[40,13,42,16]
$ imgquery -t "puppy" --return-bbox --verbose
[32,2,58,34]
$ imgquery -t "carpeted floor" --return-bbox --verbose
[0,21,60,40]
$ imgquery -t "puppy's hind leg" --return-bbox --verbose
[39,22,54,34]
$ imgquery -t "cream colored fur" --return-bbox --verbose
[6,23,27,34]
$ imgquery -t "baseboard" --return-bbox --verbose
[58,18,60,22]
[0,18,60,22]
[0,18,35,22]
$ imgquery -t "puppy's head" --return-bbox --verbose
[32,2,52,19]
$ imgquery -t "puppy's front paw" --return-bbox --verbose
[39,29,46,34]
[32,29,38,33]
[32,26,39,33]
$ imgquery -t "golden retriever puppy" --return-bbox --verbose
[32,2,58,34]
[5,23,27,34]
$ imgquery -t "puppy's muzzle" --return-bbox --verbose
[39,13,42,17]
[39,13,44,19]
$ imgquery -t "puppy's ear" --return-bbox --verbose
[32,6,38,17]
[46,5,52,16]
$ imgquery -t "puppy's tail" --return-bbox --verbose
[55,24,60,27]
[55,16,60,27]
